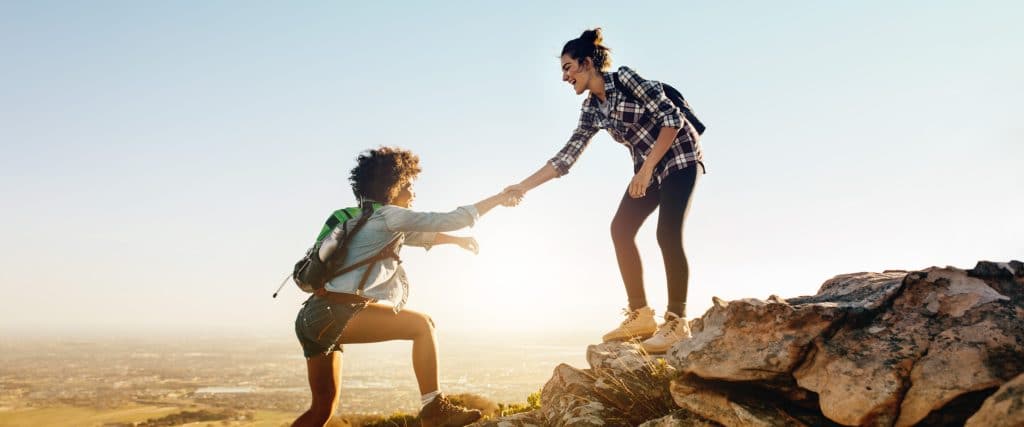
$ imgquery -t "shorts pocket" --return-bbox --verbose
[301,304,338,344]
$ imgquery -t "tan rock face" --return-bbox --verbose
[793,265,1023,426]
[896,320,1021,426]
[668,272,906,385]
[482,260,1023,427]
[668,296,843,384]
[793,324,919,426]
[965,372,1024,427]
[587,341,654,373]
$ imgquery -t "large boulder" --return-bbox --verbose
[793,265,1023,426]
[668,272,906,385]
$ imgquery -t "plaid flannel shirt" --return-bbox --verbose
[549,66,704,185]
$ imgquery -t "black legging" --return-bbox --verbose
[610,164,700,318]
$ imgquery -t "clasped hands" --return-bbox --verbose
[500,166,653,207]
[501,183,527,207]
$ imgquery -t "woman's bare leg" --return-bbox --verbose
[292,352,341,427]
[340,303,438,394]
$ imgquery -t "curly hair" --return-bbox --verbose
[348,146,422,204]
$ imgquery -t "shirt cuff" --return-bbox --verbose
[660,112,683,129]
[458,205,481,225]
[548,159,569,177]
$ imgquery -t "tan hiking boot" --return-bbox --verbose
[641,312,691,353]
[418,393,482,427]
[602,306,657,342]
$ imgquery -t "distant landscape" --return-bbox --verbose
[0,333,589,426]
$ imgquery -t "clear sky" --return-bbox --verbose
[1,1,1021,339]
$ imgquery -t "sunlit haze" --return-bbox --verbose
[1,2,1021,342]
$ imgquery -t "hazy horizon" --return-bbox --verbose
[0,332,589,421]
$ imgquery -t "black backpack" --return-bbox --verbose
[612,73,706,135]
[273,202,400,298]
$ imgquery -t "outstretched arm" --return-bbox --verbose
[473,190,518,216]
[402,191,516,252]
[404,231,480,254]
[383,190,516,234]
[507,107,599,200]
[434,233,479,254]
[505,162,559,196]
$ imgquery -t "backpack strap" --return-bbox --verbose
[348,201,375,234]
[612,72,705,135]
[318,235,402,296]
[319,202,404,295]
[327,236,400,279]
[353,237,402,295]
[612,72,640,104]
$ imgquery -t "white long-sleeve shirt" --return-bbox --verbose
[318,204,480,312]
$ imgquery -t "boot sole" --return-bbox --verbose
[602,331,655,343]
[640,343,671,354]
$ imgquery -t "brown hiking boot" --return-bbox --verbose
[418,393,482,427]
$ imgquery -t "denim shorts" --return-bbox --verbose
[294,295,369,358]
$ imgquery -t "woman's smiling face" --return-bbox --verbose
[561,54,593,96]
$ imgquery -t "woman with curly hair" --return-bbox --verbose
[293,146,515,427]
[505,28,705,353]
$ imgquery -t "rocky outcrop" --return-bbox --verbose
[535,344,679,426]
[475,261,1023,426]
[792,266,1021,426]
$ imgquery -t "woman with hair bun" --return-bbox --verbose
[505,28,705,353]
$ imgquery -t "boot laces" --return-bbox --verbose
[620,308,640,326]
[436,395,464,414]
[656,317,682,337]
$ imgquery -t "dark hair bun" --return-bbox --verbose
[561,27,612,72]
[580,28,604,46]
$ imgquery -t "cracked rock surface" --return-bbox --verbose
[477,261,1023,426]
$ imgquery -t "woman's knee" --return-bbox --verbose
[406,311,436,338]
[307,390,338,423]
[610,216,638,244]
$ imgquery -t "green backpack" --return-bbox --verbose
[273,202,400,297]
